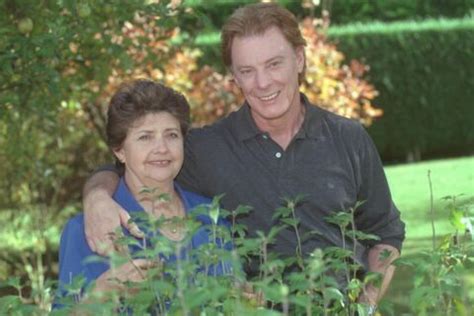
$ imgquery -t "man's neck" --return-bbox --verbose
[252,103,305,151]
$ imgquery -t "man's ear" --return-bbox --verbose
[230,70,241,88]
[295,46,305,73]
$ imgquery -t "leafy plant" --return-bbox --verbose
[393,173,474,316]
[2,187,473,315]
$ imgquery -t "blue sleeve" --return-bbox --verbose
[56,214,109,304]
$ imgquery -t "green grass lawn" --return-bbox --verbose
[383,156,474,314]
[385,156,474,254]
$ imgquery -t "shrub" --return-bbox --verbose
[328,18,474,162]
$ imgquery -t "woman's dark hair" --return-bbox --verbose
[106,79,190,171]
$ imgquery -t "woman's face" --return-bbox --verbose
[114,112,184,190]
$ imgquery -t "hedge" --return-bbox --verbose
[328,18,474,162]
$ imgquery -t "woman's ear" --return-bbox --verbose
[113,147,125,164]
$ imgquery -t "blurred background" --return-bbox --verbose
[1,0,473,314]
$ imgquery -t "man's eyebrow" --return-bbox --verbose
[235,56,284,70]
[267,56,284,63]
[236,65,253,70]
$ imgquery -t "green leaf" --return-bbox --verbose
[289,293,311,308]
[232,204,253,216]
[0,277,21,290]
[267,225,286,241]
[325,211,352,227]
[322,287,344,302]
[345,230,381,241]
[409,286,438,311]
[449,208,466,231]
[179,287,211,309]
[272,206,292,220]
[281,217,300,227]
[379,248,393,261]
[0,295,22,312]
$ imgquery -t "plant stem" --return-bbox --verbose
[290,205,304,269]
[427,170,436,251]
[350,206,358,280]
[211,222,220,276]
[175,242,189,315]
[339,226,350,288]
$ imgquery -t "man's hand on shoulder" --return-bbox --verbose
[82,170,143,255]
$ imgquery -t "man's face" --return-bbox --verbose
[231,26,304,126]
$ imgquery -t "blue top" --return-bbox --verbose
[56,178,232,304]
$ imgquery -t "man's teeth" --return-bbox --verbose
[259,92,278,101]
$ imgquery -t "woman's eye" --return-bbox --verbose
[138,135,151,141]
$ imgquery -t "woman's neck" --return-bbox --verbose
[124,173,186,241]
[123,173,178,214]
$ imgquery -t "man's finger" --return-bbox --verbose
[114,240,129,257]
[119,209,144,238]
[98,235,117,256]
[87,234,115,256]
[86,236,98,253]
[135,259,161,270]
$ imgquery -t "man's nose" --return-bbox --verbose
[255,69,271,89]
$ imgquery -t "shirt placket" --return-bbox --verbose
[258,133,293,193]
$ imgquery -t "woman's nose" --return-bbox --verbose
[152,138,169,153]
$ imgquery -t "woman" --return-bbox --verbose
[56,80,232,308]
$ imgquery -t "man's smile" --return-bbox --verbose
[258,91,279,101]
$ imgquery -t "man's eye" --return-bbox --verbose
[240,69,252,75]
[269,61,281,68]
[168,132,180,139]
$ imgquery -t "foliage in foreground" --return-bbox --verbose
[1,191,472,316]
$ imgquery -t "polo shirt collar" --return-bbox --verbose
[296,93,325,140]
[233,101,262,141]
[113,177,192,215]
[113,177,144,213]
[233,93,326,142]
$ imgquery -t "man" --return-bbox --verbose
[83,3,405,310]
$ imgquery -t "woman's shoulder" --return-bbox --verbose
[179,187,213,207]
[174,179,210,204]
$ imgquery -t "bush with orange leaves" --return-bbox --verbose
[300,18,382,126]
[89,14,380,134]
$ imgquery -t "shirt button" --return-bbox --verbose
[262,134,268,139]
[275,152,282,158]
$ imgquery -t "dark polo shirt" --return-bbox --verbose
[177,94,405,271]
